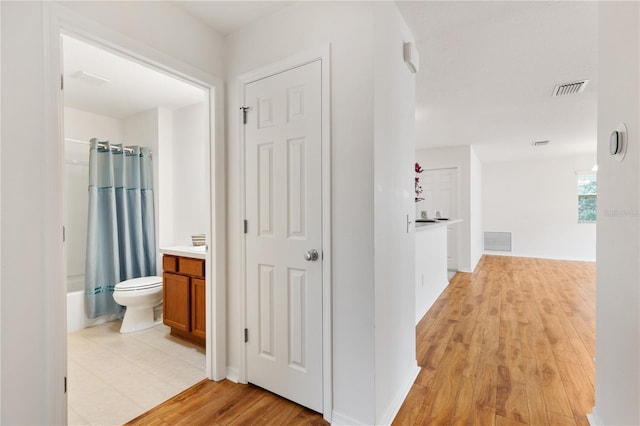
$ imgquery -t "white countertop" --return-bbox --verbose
[415,218,463,232]
[160,245,207,259]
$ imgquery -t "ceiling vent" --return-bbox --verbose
[532,140,550,147]
[71,70,110,86]
[552,80,589,97]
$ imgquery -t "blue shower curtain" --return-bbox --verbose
[85,138,157,318]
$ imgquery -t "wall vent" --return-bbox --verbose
[532,140,550,147]
[552,80,589,97]
[71,70,110,86]
[484,232,512,252]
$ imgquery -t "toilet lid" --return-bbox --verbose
[115,276,162,291]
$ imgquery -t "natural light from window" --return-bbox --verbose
[577,172,597,222]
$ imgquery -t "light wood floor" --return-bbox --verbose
[394,255,595,426]
[126,255,595,425]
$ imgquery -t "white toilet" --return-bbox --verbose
[113,276,163,333]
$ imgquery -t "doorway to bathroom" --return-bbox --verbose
[61,33,215,424]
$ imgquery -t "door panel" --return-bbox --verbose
[191,278,206,339]
[163,272,190,332]
[245,60,323,412]
[423,168,459,270]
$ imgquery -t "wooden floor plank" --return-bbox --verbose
[397,255,594,426]
[126,255,594,426]
[473,363,498,426]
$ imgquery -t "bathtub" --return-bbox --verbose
[67,290,122,333]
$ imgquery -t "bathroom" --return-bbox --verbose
[63,34,211,425]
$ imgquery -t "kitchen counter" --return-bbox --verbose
[415,218,463,324]
[160,245,207,260]
[415,218,463,231]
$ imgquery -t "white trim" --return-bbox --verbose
[44,5,227,423]
[0,1,3,420]
[237,44,333,422]
[331,410,368,426]
[415,280,448,325]
[43,5,68,423]
[376,365,421,426]
[586,409,603,426]
[225,366,240,384]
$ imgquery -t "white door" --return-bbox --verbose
[422,168,459,270]
[244,60,323,412]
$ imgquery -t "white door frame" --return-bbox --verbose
[44,4,226,423]
[237,45,332,421]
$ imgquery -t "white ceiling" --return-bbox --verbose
[62,35,204,120]
[396,1,598,162]
[397,1,598,161]
[64,1,598,163]
[178,0,598,163]
[171,1,293,36]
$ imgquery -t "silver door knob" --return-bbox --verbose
[305,249,319,261]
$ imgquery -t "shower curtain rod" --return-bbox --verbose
[64,137,135,154]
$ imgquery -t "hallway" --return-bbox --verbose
[127,255,595,425]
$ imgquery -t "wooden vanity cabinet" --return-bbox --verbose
[191,278,206,340]
[162,255,206,347]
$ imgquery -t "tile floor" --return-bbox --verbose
[67,320,205,426]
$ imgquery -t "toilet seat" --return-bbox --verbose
[115,276,162,292]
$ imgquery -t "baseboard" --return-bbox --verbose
[331,410,369,425]
[415,280,450,325]
[586,407,603,426]
[415,304,430,325]
[377,364,421,425]
[225,366,239,383]
[482,251,595,263]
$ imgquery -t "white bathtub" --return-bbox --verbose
[67,290,122,333]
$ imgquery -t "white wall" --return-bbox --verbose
[372,2,418,423]
[226,2,379,423]
[171,102,207,245]
[1,4,51,421]
[415,226,448,323]
[469,146,483,268]
[591,2,640,425]
[157,107,174,254]
[0,1,225,423]
[482,154,597,261]
[416,146,476,272]
[59,1,226,80]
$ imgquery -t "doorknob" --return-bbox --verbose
[305,249,319,261]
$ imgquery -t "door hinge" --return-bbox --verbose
[63,226,66,242]
[240,106,250,125]
[64,376,67,393]
[243,220,248,234]
[61,75,64,91]
[244,328,249,343]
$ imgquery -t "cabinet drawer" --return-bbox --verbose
[163,255,178,273]
[178,257,205,277]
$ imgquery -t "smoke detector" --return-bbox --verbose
[71,70,110,86]
[532,140,550,147]
[552,80,589,97]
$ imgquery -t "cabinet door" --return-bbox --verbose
[163,272,190,332]
[191,278,206,339]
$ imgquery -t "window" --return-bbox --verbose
[577,172,597,222]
